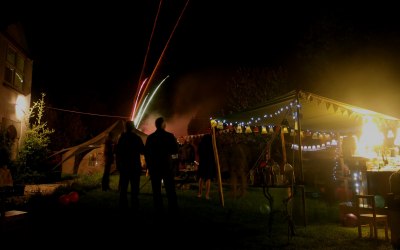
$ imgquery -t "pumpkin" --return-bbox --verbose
[68,191,79,203]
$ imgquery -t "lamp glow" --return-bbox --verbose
[15,95,27,120]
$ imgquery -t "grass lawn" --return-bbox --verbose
[3,173,395,249]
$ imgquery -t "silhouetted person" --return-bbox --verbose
[197,133,216,200]
[115,120,145,212]
[145,117,179,216]
[102,131,115,191]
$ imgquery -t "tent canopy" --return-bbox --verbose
[213,90,400,185]
[215,90,399,134]
[60,120,148,175]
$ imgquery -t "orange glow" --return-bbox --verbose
[394,127,400,146]
[355,116,384,158]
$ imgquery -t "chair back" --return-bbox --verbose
[354,194,389,241]
[355,194,376,219]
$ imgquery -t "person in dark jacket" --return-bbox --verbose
[197,133,216,200]
[115,120,145,211]
[145,117,179,215]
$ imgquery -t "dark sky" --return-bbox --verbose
[4,1,400,136]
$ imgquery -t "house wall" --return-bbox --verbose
[0,24,32,159]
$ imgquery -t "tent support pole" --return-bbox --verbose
[296,90,304,183]
[212,126,224,207]
[296,90,306,227]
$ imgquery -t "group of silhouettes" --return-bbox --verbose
[101,117,216,216]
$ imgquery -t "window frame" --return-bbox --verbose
[4,45,26,92]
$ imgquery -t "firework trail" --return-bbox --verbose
[131,75,169,128]
[130,0,189,128]
[131,78,148,121]
[134,75,170,127]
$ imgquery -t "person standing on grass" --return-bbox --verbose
[197,133,216,200]
[102,131,115,191]
[145,117,179,216]
[115,120,145,212]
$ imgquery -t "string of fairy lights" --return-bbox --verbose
[211,98,342,151]
[213,100,300,127]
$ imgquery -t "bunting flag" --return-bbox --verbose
[326,102,331,110]
[245,126,252,133]
[253,126,259,133]
[261,126,268,134]
[333,104,339,113]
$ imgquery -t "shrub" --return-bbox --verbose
[12,93,55,184]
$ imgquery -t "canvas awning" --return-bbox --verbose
[215,90,400,133]
[214,90,400,184]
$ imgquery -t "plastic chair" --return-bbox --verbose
[354,194,389,241]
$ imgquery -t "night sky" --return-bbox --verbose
[3,1,400,136]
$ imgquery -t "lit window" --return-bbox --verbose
[4,46,25,92]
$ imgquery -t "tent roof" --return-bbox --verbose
[58,120,148,172]
[216,90,400,133]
